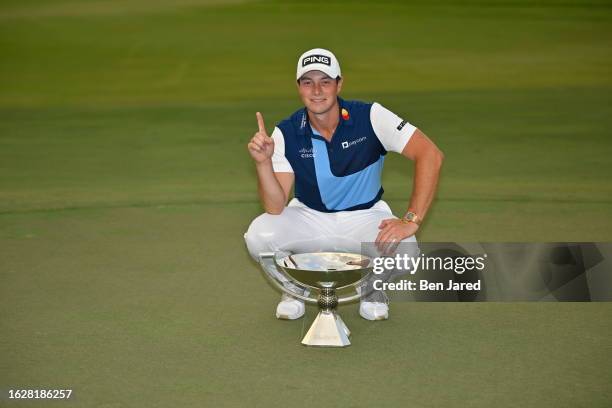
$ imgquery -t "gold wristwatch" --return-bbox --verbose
[401,211,421,225]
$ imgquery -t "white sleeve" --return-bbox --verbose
[271,127,293,173]
[370,102,417,153]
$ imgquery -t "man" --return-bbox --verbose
[245,48,443,320]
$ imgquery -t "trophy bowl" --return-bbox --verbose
[259,252,373,347]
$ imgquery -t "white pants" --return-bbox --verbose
[244,198,418,261]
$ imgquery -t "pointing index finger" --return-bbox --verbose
[256,112,267,134]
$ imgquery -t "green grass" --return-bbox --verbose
[1,1,611,407]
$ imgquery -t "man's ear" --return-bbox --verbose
[337,77,343,94]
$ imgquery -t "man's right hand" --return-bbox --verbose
[248,112,275,164]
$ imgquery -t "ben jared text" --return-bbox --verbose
[373,279,481,291]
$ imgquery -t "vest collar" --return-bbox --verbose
[296,97,353,136]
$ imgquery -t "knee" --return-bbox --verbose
[398,236,420,258]
[244,213,281,260]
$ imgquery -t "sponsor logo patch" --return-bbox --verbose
[341,108,349,120]
[299,147,315,158]
[396,120,408,131]
[341,136,367,149]
[302,55,331,67]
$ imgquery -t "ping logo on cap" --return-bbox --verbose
[302,55,331,67]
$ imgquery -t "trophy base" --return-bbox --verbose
[301,310,351,347]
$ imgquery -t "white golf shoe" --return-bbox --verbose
[276,293,305,320]
[359,290,389,321]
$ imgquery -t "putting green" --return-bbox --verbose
[1,1,611,407]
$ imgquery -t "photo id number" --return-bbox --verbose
[8,389,73,399]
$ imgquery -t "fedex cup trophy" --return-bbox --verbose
[259,252,373,347]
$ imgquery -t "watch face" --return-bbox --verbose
[405,212,416,221]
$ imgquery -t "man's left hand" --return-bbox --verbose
[375,218,419,254]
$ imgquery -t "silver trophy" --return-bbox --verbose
[259,252,373,347]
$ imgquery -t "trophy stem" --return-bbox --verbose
[317,287,338,311]
[301,287,351,347]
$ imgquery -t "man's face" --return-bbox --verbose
[297,70,343,115]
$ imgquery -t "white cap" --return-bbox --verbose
[296,48,341,80]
